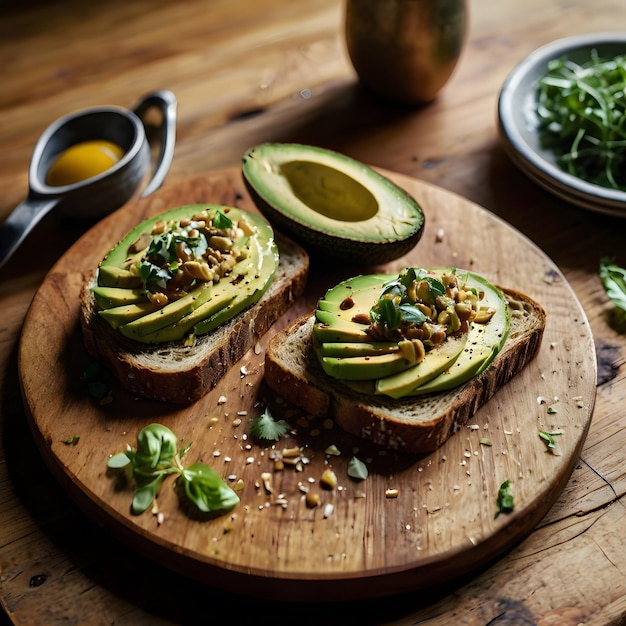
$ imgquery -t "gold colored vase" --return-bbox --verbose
[344,0,467,105]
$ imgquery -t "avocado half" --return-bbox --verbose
[241,143,425,265]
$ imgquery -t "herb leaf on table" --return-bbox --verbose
[107,423,239,516]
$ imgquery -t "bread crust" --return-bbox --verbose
[264,288,546,454]
[80,233,309,404]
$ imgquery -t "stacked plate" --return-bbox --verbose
[497,32,626,218]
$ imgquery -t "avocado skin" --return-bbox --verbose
[242,143,425,265]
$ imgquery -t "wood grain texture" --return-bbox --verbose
[2,0,626,623]
[18,169,594,601]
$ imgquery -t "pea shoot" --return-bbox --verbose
[107,423,239,516]
[536,51,626,190]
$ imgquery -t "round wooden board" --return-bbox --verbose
[18,167,596,602]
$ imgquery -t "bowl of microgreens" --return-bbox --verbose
[498,32,626,217]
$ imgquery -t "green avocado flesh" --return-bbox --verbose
[93,204,279,345]
[241,143,424,263]
[314,268,510,399]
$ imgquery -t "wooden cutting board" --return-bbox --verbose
[18,167,596,602]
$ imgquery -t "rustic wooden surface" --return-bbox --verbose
[1,0,626,624]
[17,169,595,604]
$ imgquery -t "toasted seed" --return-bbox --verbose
[209,235,234,252]
[129,231,153,253]
[305,492,320,508]
[340,296,355,310]
[320,468,337,490]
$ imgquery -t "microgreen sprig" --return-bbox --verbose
[599,257,626,313]
[539,430,562,450]
[107,423,239,516]
[536,51,626,190]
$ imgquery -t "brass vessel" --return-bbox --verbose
[345,0,467,105]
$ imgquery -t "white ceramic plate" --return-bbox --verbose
[497,32,626,218]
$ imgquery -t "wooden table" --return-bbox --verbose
[1,0,625,623]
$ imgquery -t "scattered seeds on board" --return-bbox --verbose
[260,472,273,494]
[385,488,399,499]
[320,469,338,490]
[306,492,320,508]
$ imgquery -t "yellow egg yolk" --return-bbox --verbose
[46,140,125,186]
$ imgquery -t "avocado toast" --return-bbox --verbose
[80,204,309,403]
[264,267,546,454]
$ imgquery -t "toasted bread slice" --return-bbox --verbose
[80,233,309,404]
[264,288,546,454]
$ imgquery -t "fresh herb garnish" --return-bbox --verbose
[249,407,290,441]
[107,423,239,516]
[496,479,514,516]
[63,435,80,446]
[536,52,626,190]
[137,259,171,289]
[213,210,233,230]
[370,268,442,329]
[539,430,562,449]
[599,257,626,314]
[347,456,368,481]
[147,229,209,265]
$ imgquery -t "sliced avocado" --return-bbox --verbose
[318,341,399,358]
[192,231,279,336]
[97,266,142,289]
[135,234,278,343]
[406,274,510,395]
[99,205,263,269]
[130,291,236,344]
[92,286,146,309]
[313,318,370,343]
[314,267,511,398]
[98,301,158,328]
[375,334,468,398]
[320,351,410,381]
[242,143,425,264]
[92,204,280,345]
[119,284,215,339]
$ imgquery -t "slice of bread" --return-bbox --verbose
[80,233,309,404]
[264,288,546,454]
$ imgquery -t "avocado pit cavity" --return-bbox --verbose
[280,160,378,222]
